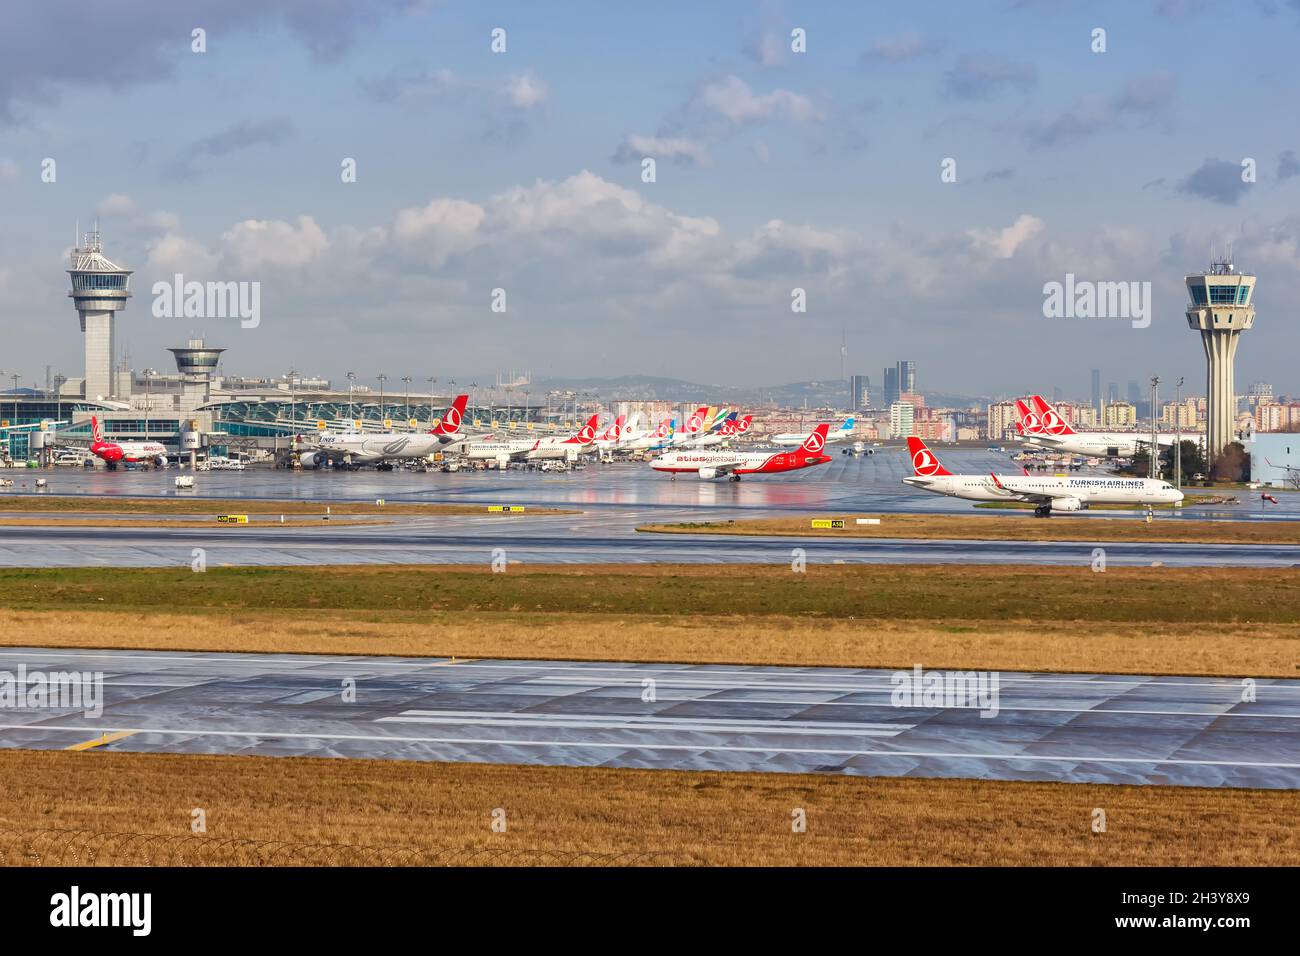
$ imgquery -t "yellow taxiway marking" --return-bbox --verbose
[65,730,137,752]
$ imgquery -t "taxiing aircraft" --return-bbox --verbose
[772,416,855,447]
[651,423,832,480]
[902,436,1182,516]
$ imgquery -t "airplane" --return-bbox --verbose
[902,436,1183,516]
[651,423,833,481]
[661,406,713,447]
[592,414,627,451]
[683,411,738,448]
[1017,395,1196,458]
[456,414,601,466]
[772,416,855,447]
[622,416,675,451]
[299,394,470,468]
[87,416,169,469]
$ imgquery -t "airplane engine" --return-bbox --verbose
[1050,496,1083,512]
[299,451,323,468]
[697,467,719,480]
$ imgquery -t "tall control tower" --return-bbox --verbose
[68,228,132,400]
[1186,258,1255,462]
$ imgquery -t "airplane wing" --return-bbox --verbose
[989,472,1078,504]
[704,459,747,476]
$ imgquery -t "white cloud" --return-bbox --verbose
[502,71,548,109]
[95,193,136,216]
[967,214,1046,259]
[221,215,329,272]
[612,134,711,167]
[145,233,220,276]
[392,198,484,267]
[697,75,823,125]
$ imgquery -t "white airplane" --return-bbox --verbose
[1017,396,1197,459]
[772,416,855,447]
[299,395,470,467]
[902,436,1183,516]
[651,424,832,481]
[456,414,601,465]
[622,416,674,451]
[592,414,628,451]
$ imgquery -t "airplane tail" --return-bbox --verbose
[840,416,856,433]
[1014,399,1041,435]
[685,406,709,434]
[906,436,952,476]
[734,414,752,435]
[91,415,102,445]
[569,414,600,444]
[800,423,831,454]
[655,417,674,439]
[601,414,626,441]
[432,394,468,435]
[1030,395,1076,435]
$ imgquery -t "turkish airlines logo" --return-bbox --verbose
[1021,411,1042,433]
[443,405,462,430]
[1042,410,1067,435]
[735,418,750,434]
[912,448,942,476]
[802,431,826,454]
[577,423,595,442]
[688,413,704,431]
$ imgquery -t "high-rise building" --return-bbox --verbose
[883,366,900,407]
[1127,380,1141,406]
[986,401,1019,441]
[897,360,916,395]
[849,375,871,410]
[1186,258,1256,460]
[1090,369,1102,414]
[1107,382,1119,405]
[68,229,132,400]
[889,401,915,439]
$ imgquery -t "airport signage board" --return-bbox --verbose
[811,519,845,529]
[488,505,524,513]
[217,514,249,524]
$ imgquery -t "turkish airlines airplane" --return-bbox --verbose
[592,414,627,451]
[300,394,470,467]
[88,416,168,468]
[903,436,1183,516]
[1016,396,1193,458]
[652,423,832,480]
[772,417,855,447]
[458,414,601,465]
[622,416,675,451]
[663,406,713,447]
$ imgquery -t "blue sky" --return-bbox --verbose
[2,0,1299,400]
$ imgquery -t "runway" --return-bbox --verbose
[2,519,1298,567]
[0,646,1295,788]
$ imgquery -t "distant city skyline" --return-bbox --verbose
[2,1,1298,397]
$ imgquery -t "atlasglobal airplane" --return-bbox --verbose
[902,436,1182,516]
[88,416,168,468]
[651,423,832,480]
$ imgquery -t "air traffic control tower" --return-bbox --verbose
[68,229,132,401]
[1186,258,1255,462]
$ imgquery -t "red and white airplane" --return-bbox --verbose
[651,423,832,480]
[88,416,168,468]
[1016,395,1191,458]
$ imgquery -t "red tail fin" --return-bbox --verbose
[91,415,102,445]
[1015,398,1042,435]
[1030,395,1076,436]
[568,414,600,444]
[685,407,708,434]
[906,436,951,476]
[800,423,831,454]
[432,394,468,435]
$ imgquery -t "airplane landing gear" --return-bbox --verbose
[1033,504,1051,518]
[728,474,741,482]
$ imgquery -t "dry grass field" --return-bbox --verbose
[0,564,1295,677]
[1,750,1293,866]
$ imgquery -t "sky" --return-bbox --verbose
[1,0,1298,401]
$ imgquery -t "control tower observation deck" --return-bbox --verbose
[68,229,132,401]
[1185,258,1255,463]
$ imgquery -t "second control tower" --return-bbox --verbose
[1186,258,1255,463]
[68,229,132,401]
